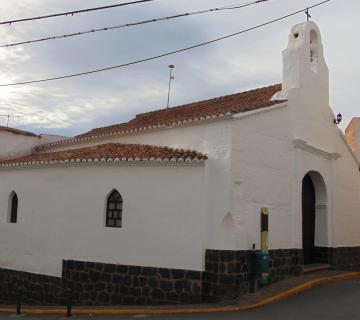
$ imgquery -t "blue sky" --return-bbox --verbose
[0,0,358,136]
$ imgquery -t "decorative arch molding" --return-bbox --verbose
[293,139,341,160]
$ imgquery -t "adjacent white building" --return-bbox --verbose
[0,21,359,306]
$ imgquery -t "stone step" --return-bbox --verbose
[304,263,331,274]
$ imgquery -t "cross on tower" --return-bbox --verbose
[305,7,311,21]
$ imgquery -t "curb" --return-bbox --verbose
[1,272,360,316]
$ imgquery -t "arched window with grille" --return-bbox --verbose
[8,192,18,223]
[106,190,123,228]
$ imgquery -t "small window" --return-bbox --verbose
[106,190,123,228]
[8,192,18,223]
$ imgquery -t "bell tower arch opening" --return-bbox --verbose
[310,29,320,72]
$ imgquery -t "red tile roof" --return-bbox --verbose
[0,126,39,137]
[39,84,283,150]
[0,143,207,168]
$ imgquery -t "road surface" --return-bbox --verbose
[1,279,359,320]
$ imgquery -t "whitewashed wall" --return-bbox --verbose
[284,22,360,249]
[0,132,67,161]
[230,104,294,251]
[41,120,234,250]
[0,132,41,160]
[229,21,360,252]
[0,164,206,276]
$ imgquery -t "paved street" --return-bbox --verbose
[1,279,359,320]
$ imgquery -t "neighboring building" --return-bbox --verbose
[345,118,360,159]
[0,126,67,161]
[0,21,360,306]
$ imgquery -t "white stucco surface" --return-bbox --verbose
[228,21,360,252]
[39,119,234,251]
[0,131,68,161]
[0,164,206,276]
[0,132,41,160]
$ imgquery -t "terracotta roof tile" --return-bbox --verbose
[0,143,207,168]
[0,126,39,137]
[39,84,283,150]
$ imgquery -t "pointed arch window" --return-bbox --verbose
[8,192,18,223]
[106,190,123,228]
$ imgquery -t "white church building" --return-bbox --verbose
[0,21,360,306]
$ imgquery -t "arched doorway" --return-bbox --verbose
[302,175,315,264]
[302,171,328,265]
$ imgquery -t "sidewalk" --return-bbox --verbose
[0,271,359,316]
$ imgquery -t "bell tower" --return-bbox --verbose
[280,21,329,100]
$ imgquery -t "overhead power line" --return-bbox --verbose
[0,0,153,26]
[0,0,331,87]
[0,0,271,49]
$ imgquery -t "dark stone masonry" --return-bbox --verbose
[0,268,62,305]
[202,248,303,302]
[314,246,360,271]
[62,260,202,305]
[0,246,359,306]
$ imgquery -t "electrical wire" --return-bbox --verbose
[0,0,271,49]
[0,0,331,87]
[0,0,154,26]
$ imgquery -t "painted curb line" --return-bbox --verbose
[1,272,359,316]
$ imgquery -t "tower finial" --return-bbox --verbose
[305,7,311,21]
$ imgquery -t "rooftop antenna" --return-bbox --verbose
[0,114,24,127]
[166,64,175,109]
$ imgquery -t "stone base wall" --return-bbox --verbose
[0,268,63,305]
[203,250,252,302]
[1,247,359,306]
[62,260,202,305]
[314,246,360,271]
[0,261,202,306]
[268,249,303,283]
[202,249,303,303]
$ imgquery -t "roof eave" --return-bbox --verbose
[231,101,288,120]
[0,158,207,171]
[36,112,234,152]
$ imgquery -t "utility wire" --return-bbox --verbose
[0,0,153,26]
[0,0,331,87]
[0,0,271,49]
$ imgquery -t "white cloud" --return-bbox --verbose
[0,0,359,134]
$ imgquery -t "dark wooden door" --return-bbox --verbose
[302,174,315,265]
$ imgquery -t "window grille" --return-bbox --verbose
[106,190,123,228]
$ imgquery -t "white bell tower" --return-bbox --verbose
[279,21,329,101]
